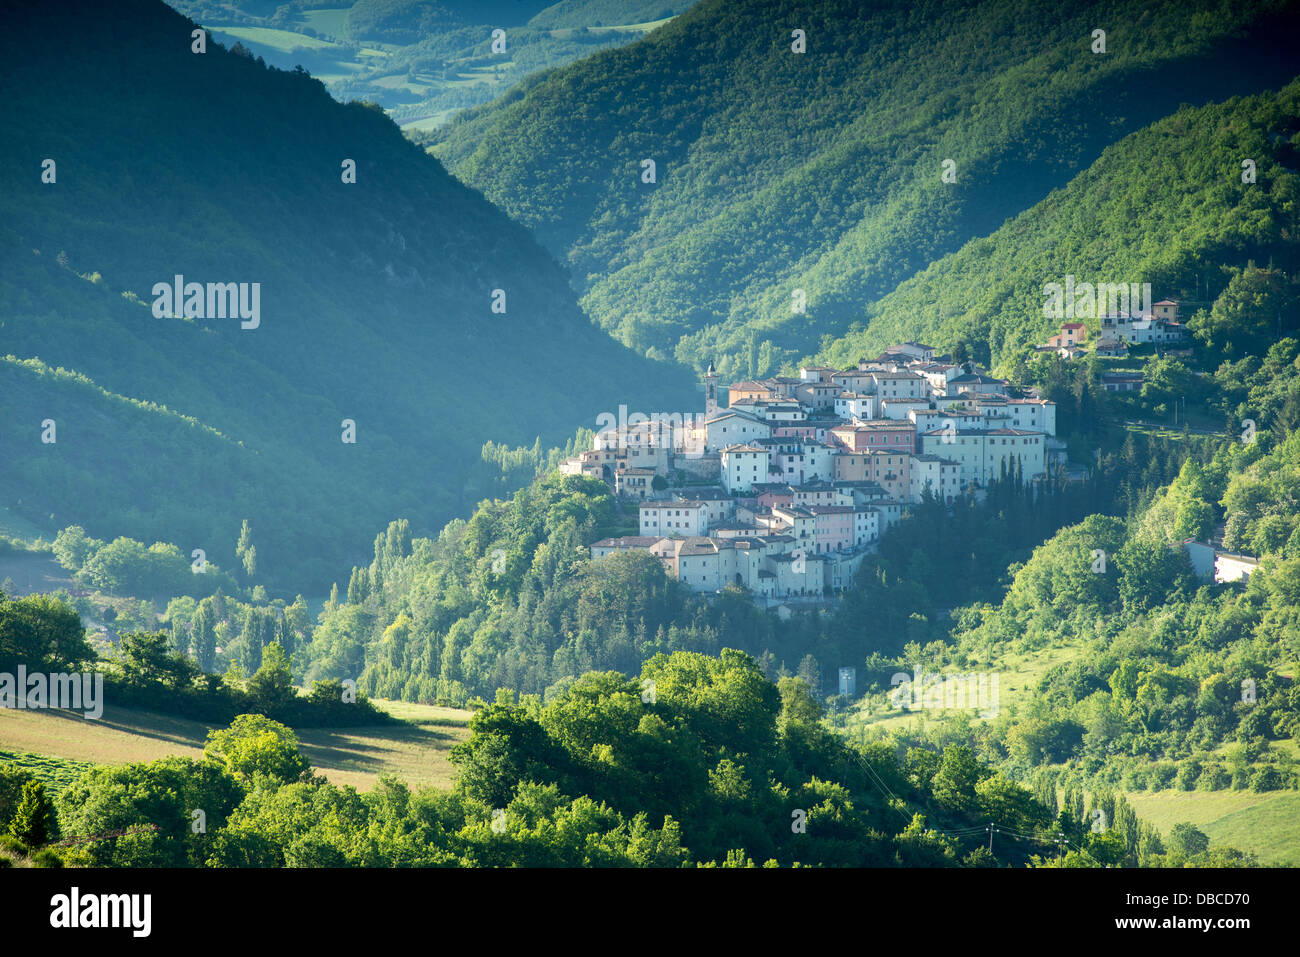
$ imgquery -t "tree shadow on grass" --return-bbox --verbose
[35,706,211,751]
[297,723,466,774]
[16,707,467,777]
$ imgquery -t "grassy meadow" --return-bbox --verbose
[0,698,472,793]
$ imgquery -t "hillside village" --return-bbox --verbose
[562,339,1069,608]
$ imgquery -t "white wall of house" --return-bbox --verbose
[976,399,1057,437]
[909,455,960,502]
[880,399,930,420]
[640,502,709,537]
[676,550,723,590]
[1216,554,1257,583]
[721,448,771,492]
[835,393,876,420]
[871,372,928,400]
[920,430,1047,487]
[852,507,879,546]
[706,413,771,452]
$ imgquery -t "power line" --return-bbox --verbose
[843,747,1083,853]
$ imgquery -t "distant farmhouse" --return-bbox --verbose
[1038,298,1186,359]
[1181,540,1259,584]
[1101,372,1144,393]
[1101,298,1187,344]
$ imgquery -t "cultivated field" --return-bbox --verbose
[1124,789,1300,866]
[0,698,472,793]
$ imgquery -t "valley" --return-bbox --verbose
[1,0,1298,881]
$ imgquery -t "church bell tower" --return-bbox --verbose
[704,361,719,418]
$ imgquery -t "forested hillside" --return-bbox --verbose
[286,426,1200,707]
[431,0,1300,379]
[6,0,1298,876]
[815,79,1300,370]
[0,644,1244,867]
[845,423,1300,854]
[0,0,695,592]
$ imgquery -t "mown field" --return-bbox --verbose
[0,551,69,599]
[1124,790,1300,866]
[0,698,472,793]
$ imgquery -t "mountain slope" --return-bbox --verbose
[0,0,695,591]
[430,0,1300,379]
[843,428,1300,856]
[812,78,1300,369]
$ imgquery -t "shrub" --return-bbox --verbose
[0,835,28,856]
[1149,763,1178,790]
[1196,765,1230,791]
[29,848,63,868]
[1120,766,1149,791]
[1250,766,1286,792]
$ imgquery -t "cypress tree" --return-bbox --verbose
[192,601,217,672]
[7,780,53,847]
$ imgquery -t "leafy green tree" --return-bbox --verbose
[170,617,190,657]
[1083,829,1127,866]
[57,757,243,867]
[247,643,297,713]
[51,525,102,572]
[931,745,983,815]
[238,607,267,675]
[115,630,199,691]
[0,593,94,672]
[796,654,822,697]
[192,599,217,672]
[1191,267,1298,359]
[451,705,571,809]
[203,714,311,785]
[1116,537,1192,613]
[0,765,36,833]
[236,519,254,576]
[777,676,823,726]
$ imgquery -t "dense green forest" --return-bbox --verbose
[0,0,695,593]
[815,79,1300,371]
[0,650,1247,867]
[431,0,1300,379]
[0,587,389,727]
[845,423,1300,805]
